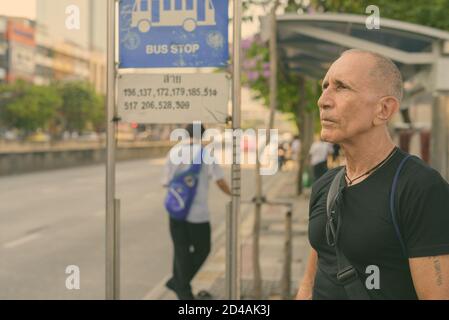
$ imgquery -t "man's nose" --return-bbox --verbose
[318,89,334,110]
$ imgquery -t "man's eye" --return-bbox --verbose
[336,84,346,90]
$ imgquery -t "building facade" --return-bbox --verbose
[0,17,7,83]
[0,15,105,94]
[0,16,36,84]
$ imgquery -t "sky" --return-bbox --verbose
[0,0,36,19]
[37,0,91,48]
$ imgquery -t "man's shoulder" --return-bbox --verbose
[399,154,448,191]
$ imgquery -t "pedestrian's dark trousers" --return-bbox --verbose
[169,217,211,297]
[313,160,328,182]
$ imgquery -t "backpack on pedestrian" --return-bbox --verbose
[164,148,203,221]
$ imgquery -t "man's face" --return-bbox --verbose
[317,53,383,144]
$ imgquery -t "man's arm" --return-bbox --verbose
[216,179,232,196]
[409,254,449,300]
[296,248,318,300]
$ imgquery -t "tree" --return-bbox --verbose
[0,80,61,135]
[90,94,106,133]
[312,0,449,31]
[0,81,104,139]
[58,81,104,134]
[241,33,321,195]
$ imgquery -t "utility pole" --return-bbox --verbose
[252,0,280,299]
[226,0,242,300]
[106,0,120,300]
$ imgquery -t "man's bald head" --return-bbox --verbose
[341,49,403,102]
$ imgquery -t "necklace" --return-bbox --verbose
[345,146,398,186]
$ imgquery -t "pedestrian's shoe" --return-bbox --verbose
[165,278,177,292]
[166,278,195,300]
[196,290,213,300]
[177,291,195,300]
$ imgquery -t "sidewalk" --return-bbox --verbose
[148,168,312,300]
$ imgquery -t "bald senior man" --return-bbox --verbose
[296,49,449,300]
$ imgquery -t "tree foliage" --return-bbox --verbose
[244,38,318,111]
[0,81,61,134]
[58,82,104,133]
[313,0,449,31]
[0,80,105,137]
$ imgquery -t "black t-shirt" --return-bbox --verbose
[308,148,449,300]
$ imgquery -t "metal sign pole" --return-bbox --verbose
[226,0,242,300]
[106,0,119,300]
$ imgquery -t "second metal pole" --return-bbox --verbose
[106,0,119,300]
[226,0,242,300]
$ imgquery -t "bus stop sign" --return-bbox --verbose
[119,0,229,68]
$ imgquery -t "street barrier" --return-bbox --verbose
[0,141,174,176]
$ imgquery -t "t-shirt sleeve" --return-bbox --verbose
[399,168,449,258]
[161,154,174,186]
[309,143,315,156]
[208,161,225,182]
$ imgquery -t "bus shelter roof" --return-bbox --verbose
[260,13,449,81]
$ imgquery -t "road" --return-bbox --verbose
[0,157,277,299]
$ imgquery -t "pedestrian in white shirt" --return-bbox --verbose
[162,123,231,300]
[309,138,333,182]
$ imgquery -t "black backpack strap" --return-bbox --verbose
[327,168,371,300]
[390,155,412,258]
[326,168,345,222]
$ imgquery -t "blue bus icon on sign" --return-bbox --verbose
[132,0,216,33]
[119,0,229,69]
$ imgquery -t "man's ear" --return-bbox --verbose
[373,96,400,126]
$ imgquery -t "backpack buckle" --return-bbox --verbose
[337,266,358,284]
